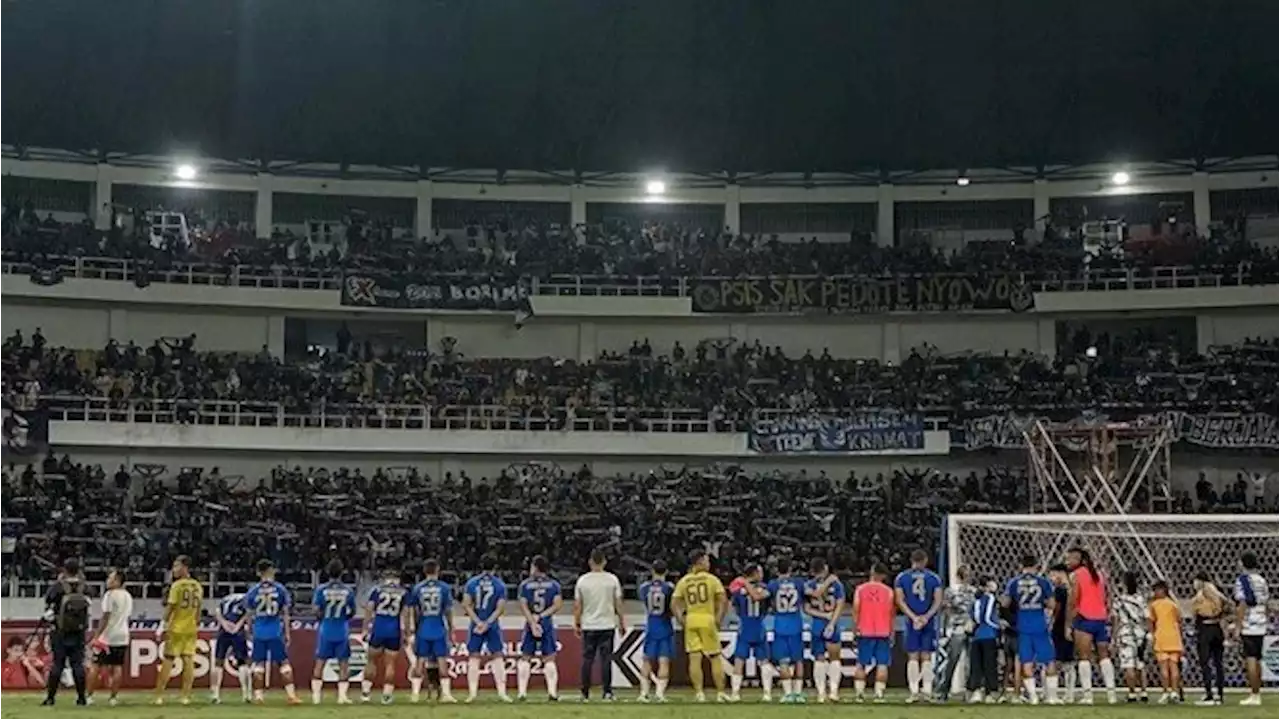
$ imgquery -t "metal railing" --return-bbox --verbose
[1,254,1260,297]
[42,396,949,433]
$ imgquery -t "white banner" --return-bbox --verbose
[959,411,1278,451]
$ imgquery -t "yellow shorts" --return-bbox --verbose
[165,632,198,658]
[684,623,719,655]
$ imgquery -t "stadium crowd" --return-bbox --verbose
[4,206,1277,285]
[3,454,1274,589]
[3,329,1276,429]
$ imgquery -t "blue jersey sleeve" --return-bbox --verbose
[278,583,293,611]
[832,580,847,601]
[346,586,357,617]
[243,586,258,614]
[1004,578,1019,604]
[312,587,324,608]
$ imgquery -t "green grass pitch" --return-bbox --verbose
[3,691,1274,719]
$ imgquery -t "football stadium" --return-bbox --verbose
[0,1,1277,717]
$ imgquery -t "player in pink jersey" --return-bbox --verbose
[1065,547,1118,704]
[851,564,895,703]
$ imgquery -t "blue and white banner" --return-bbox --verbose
[957,410,1278,451]
[750,412,926,454]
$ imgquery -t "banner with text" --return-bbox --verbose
[750,412,926,454]
[691,275,1035,314]
[341,274,528,311]
[957,411,1279,451]
[0,399,48,455]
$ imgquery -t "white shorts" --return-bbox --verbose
[1116,632,1148,670]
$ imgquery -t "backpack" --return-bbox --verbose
[56,580,90,635]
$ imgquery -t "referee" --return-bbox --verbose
[573,549,626,701]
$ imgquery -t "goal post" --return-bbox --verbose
[945,513,1278,595]
[944,513,1280,689]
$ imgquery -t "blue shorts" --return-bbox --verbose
[1018,632,1055,665]
[251,637,287,664]
[733,635,767,661]
[643,635,674,661]
[810,622,840,654]
[770,634,804,666]
[214,633,248,662]
[415,636,450,662]
[368,633,402,652]
[466,624,503,655]
[1072,618,1110,644]
[316,637,351,661]
[903,625,937,653]
[856,637,891,668]
[519,626,557,656]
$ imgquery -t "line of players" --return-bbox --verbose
[639,547,1273,706]
[141,546,1270,706]
[195,554,562,705]
[636,549,941,704]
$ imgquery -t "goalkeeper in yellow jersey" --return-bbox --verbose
[673,550,728,702]
[155,555,203,705]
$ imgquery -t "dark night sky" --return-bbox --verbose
[2,0,1276,172]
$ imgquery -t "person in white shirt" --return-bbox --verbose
[88,570,133,706]
[573,549,626,701]
[1234,552,1270,706]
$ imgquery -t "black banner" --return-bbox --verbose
[341,274,529,311]
[691,275,1034,314]
[2,404,49,457]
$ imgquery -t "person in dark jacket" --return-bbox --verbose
[41,559,89,706]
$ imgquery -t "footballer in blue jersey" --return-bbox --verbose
[637,561,675,701]
[462,555,510,701]
[804,557,847,701]
[893,549,943,701]
[242,559,300,703]
[211,592,250,703]
[404,559,455,703]
[729,564,771,701]
[765,559,806,702]
[363,568,408,703]
[1002,556,1058,681]
[517,555,563,700]
[311,560,358,702]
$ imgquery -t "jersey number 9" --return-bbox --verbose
[647,589,667,615]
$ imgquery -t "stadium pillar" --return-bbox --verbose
[92,163,114,231]
[1191,170,1211,236]
[875,183,894,246]
[254,174,274,240]
[1033,178,1050,237]
[570,185,587,227]
[416,179,434,239]
[723,184,741,235]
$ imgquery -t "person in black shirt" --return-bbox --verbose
[1048,564,1076,702]
[41,559,89,706]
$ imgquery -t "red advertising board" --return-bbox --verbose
[1,621,606,692]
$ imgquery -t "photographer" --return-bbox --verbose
[41,559,90,706]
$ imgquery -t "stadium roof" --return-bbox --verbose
[3,0,1277,177]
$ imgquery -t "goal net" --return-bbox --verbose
[945,514,1279,689]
